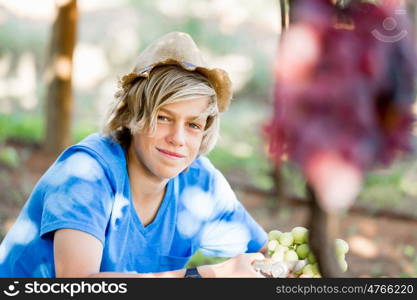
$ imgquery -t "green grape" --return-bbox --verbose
[295,243,310,259]
[271,250,285,262]
[338,257,348,272]
[268,230,282,241]
[279,232,294,247]
[307,252,316,264]
[337,253,345,261]
[267,239,279,252]
[311,263,320,275]
[335,239,349,256]
[301,264,315,277]
[294,269,303,277]
[291,226,308,244]
[276,244,289,253]
[284,250,298,262]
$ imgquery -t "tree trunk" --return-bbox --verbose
[307,185,345,277]
[279,0,290,32]
[406,0,417,41]
[272,0,291,207]
[286,0,344,278]
[44,0,77,156]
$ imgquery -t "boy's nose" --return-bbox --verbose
[167,124,185,147]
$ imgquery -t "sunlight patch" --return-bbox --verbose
[45,192,73,217]
[11,218,38,245]
[0,217,38,264]
[64,152,104,181]
[0,242,8,264]
[177,210,203,238]
[200,221,250,256]
[110,193,130,229]
[181,187,215,220]
[348,235,378,259]
[49,152,104,185]
[213,170,238,212]
[198,156,214,170]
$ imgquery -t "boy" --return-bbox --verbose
[0,32,267,278]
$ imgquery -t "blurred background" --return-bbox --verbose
[1,0,417,277]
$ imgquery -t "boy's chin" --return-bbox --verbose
[157,168,186,180]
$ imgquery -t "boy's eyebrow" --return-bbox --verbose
[159,107,206,121]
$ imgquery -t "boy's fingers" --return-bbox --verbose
[248,252,265,263]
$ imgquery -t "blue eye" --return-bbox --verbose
[189,123,202,130]
[157,115,169,122]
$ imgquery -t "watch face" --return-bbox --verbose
[185,268,201,278]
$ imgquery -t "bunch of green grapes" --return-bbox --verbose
[267,227,349,277]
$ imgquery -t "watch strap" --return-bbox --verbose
[184,267,202,278]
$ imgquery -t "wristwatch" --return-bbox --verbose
[184,267,202,278]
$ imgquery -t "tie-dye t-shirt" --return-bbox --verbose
[0,133,267,277]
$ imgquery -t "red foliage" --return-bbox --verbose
[265,0,417,173]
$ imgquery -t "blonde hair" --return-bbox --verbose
[103,65,219,155]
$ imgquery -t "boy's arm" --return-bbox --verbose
[53,229,265,278]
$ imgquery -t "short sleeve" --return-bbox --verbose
[40,150,114,245]
[197,169,267,257]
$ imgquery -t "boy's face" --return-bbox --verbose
[129,96,210,180]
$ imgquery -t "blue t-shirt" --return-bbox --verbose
[0,133,267,277]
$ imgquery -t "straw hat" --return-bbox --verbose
[117,32,233,112]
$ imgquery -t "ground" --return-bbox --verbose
[1,140,417,277]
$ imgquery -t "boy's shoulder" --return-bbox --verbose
[74,133,122,157]
[59,133,124,165]
[180,156,225,187]
[188,156,215,172]
[44,133,126,187]
[186,156,220,178]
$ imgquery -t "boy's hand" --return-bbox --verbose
[198,253,266,278]
[252,258,307,278]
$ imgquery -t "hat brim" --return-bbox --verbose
[118,59,232,113]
